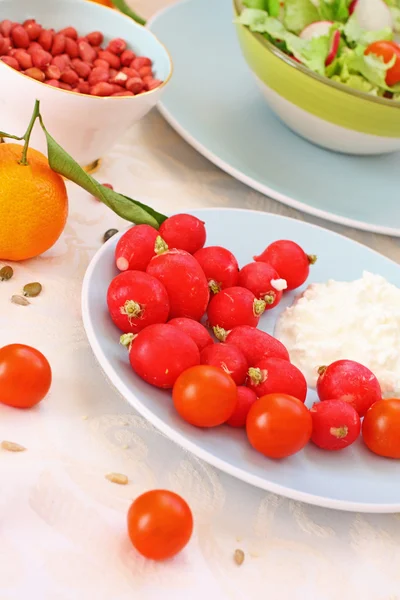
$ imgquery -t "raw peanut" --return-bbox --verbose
[60,53,72,66]
[78,40,96,63]
[25,67,45,82]
[60,68,79,85]
[59,81,72,90]
[98,50,120,69]
[94,58,109,70]
[142,75,152,85]
[59,26,78,40]
[113,90,134,96]
[110,83,125,94]
[77,36,88,43]
[24,20,42,41]
[52,33,66,55]
[45,64,61,80]
[14,49,33,70]
[139,66,152,78]
[0,20,13,37]
[110,70,128,84]
[87,31,103,46]
[0,55,20,70]
[52,55,69,71]
[11,25,30,49]
[107,38,126,55]
[31,49,52,68]
[78,80,90,94]
[120,49,136,66]
[109,68,118,79]
[27,41,42,54]
[8,48,17,57]
[126,77,144,94]
[71,58,91,79]
[0,36,9,55]
[121,67,139,78]
[90,81,114,96]
[38,29,53,52]
[46,78,60,88]
[146,78,162,91]
[132,56,152,70]
[65,37,79,58]
[2,37,12,53]
[88,66,109,86]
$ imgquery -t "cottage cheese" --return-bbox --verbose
[275,271,400,396]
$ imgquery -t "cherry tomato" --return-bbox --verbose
[365,41,400,87]
[127,490,193,560]
[246,393,312,459]
[362,398,400,459]
[173,365,237,427]
[0,344,52,408]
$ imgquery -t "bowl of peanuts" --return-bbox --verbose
[0,0,172,169]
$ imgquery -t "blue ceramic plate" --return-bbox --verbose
[148,0,400,237]
[82,208,400,512]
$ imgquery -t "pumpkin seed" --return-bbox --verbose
[103,229,118,243]
[23,282,42,297]
[11,295,30,306]
[0,265,13,281]
[234,549,245,566]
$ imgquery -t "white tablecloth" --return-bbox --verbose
[2,2,400,598]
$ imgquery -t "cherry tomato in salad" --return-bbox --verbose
[173,365,237,427]
[0,344,52,408]
[127,490,193,560]
[246,393,312,459]
[365,41,400,87]
[362,398,400,459]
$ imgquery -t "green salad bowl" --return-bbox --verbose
[234,0,400,154]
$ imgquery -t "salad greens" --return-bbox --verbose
[237,0,400,98]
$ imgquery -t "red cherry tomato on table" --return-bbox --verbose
[173,365,237,427]
[0,344,52,408]
[246,393,312,459]
[362,398,400,459]
[365,41,400,87]
[127,490,193,560]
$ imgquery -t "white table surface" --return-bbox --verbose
[2,1,400,599]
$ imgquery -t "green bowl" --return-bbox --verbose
[233,0,400,154]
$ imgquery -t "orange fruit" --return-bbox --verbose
[87,0,114,7]
[0,143,68,261]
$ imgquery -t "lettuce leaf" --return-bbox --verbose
[283,0,320,33]
[343,14,393,43]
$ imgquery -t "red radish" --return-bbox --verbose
[349,0,358,13]
[238,262,286,309]
[158,214,206,255]
[115,225,167,272]
[310,400,361,451]
[147,249,210,321]
[225,325,290,364]
[300,20,333,40]
[168,317,214,352]
[247,357,307,402]
[129,323,200,389]
[353,0,393,32]
[107,271,170,334]
[193,246,239,294]
[207,287,266,334]
[325,30,340,66]
[254,240,316,290]
[317,359,382,417]
[226,386,257,428]
[200,343,248,385]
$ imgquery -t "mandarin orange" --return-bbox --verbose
[0,143,68,261]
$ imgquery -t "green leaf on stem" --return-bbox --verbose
[110,0,146,25]
[38,115,166,228]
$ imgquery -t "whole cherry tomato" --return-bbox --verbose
[173,365,237,427]
[127,490,193,560]
[365,41,400,86]
[362,398,400,459]
[246,393,312,459]
[0,344,52,408]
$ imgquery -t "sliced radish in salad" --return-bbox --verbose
[349,0,359,15]
[353,0,393,32]
[326,29,341,65]
[300,20,333,40]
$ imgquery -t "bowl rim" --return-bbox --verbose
[0,0,173,101]
[233,0,400,110]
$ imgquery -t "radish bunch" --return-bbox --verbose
[105,214,385,460]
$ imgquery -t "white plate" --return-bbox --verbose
[82,208,400,512]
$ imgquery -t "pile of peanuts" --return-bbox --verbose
[0,19,162,97]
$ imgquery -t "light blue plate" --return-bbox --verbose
[82,209,400,512]
[148,0,400,237]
